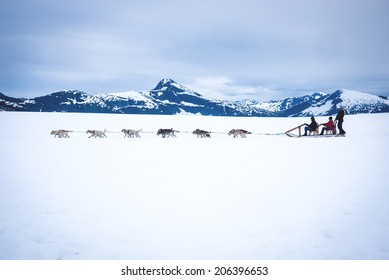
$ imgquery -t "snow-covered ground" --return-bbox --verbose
[0,112,388,260]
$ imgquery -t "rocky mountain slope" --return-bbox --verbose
[1,79,388,116]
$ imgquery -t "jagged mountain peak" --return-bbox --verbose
[152,78,199,95]
[150,78,202,101]
[153,78,183,91]
[155,78,176,87]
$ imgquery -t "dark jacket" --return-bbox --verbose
[308,119,318,130]
[336,108,345,122]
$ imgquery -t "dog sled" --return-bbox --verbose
[285,124,344,138]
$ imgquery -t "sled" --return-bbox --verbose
[285,124,344,138]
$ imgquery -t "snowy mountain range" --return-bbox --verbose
[1,78,389,117]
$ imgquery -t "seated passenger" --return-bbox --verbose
[320,116,336,135]
[303,117,318,136]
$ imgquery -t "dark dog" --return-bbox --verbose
[192,129,211,138]
[157,128,177,138]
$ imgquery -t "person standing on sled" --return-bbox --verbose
[320,116,336,135]
[335,107,346,135]
[303,117,318,136]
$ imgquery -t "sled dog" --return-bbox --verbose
[157,128,177,138]
[228,129,251,138]
[192,129,211,138]
[50,129,71,138]
[86,129,108,138]
[121,129,142,138]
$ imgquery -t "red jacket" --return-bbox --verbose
[322,120,335,130]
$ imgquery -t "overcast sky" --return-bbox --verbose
[1,0,388,101]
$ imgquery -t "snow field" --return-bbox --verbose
[0,112,388,259]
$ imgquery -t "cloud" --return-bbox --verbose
[188,77,280,101]
[1,0,389,98]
